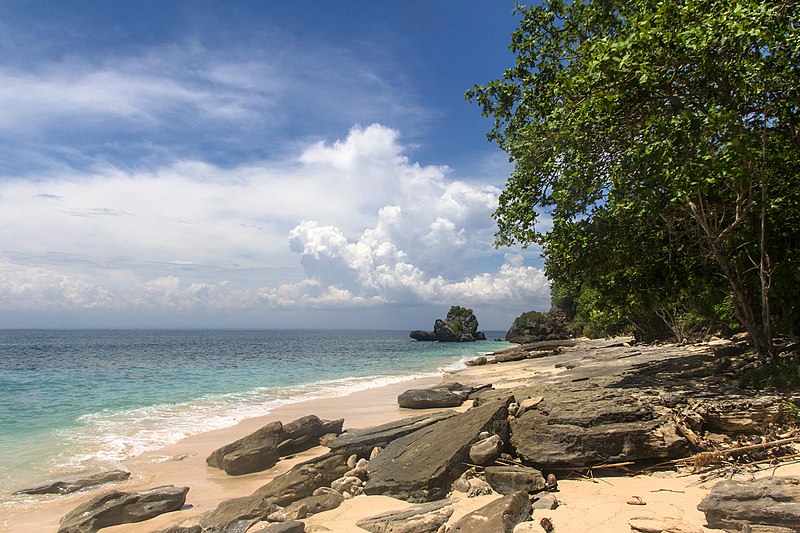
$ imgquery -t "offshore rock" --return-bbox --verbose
[449,491,531,533]
[364,398,511,502]
[409,306,485,342]
[697,476,800,532]
[58,485,188,533]
[15,470,131,496]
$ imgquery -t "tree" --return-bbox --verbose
[468,0,800,356]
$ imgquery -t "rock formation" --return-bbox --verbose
[505,310,569,344]
[410,306,485,342]
[14,470,130,496]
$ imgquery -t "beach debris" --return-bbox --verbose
[626,495,646,505]
[14,469,131,496]
[449,491,531,532]
[344,457,369,479]
[484,465,546,495]
[364,398,511,502]
[206,415,344,476]
[57,485,188,533]
[539,517,555,533]
[469,434,503,465]
[697,475,800,532]
[356,500,454,533]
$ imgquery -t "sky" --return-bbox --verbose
[0,0,551,330]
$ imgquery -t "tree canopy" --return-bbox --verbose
[468,0,800,355]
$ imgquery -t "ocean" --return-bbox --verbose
[0,329,509,502]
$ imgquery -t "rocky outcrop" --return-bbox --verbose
[410,306,485,342]
[510,385,688,467]
[505,310,568,344]
[364,398,511,502]
[697,476,800,532]
[449,491,531,532]
[206,415,344,476]
[15,470,130,496]
[58,485,188,533]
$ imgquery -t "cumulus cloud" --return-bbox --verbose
[0,124,549,324]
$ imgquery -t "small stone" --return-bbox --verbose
[331,476,362,495]
[469,435,503,465]
[453,478,471,493]
[531,493,559,510]
[347,454,358,469]
[369,447,382,460]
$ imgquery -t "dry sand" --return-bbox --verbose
[3,347,797,532]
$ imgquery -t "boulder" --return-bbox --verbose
[355,500,454,533]
[207,415,344,476]
[449,491,531,532]
[692,395,785,434]
[468,435,503,465]
[206,420,283,476]
[484,466,546,494]
[697,476,800,532]
[531,493,559,510]
[58,485,188,533]
[364,398,511,502]
[14,470,130,496]
[510,388,687,467]
[327,412,454,457]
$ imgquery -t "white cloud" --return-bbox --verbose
[0,124,549,324]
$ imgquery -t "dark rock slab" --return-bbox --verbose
[510,388,687,467]
[153,526,202,533]
[327,412,454,457]
[259,521,306,533]
[206,420,283,476]
[364,398,512,502]
[58,485,188,533]
[277,415,344,456]
[484,465,546,494]
[14,470,130,496]
[697,476,800,532]
[449,491,531,532]
[410,330,436,341]
[397,387,468,409]
[199,453,349,532]
[355,500,454,533]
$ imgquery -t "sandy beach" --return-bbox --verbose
[3,342,797,532]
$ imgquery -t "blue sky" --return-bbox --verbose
[0,1,550,330]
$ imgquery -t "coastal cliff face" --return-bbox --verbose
[505,309,569,344]
[410,306,486,342]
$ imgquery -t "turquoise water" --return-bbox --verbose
[0,329,509,499]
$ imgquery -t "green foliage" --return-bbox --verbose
[468,0,800,351]
[514,310,552,326]
[739,355,800,391]
[448,306,474,318]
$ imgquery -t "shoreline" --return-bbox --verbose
[4,339,799,532]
